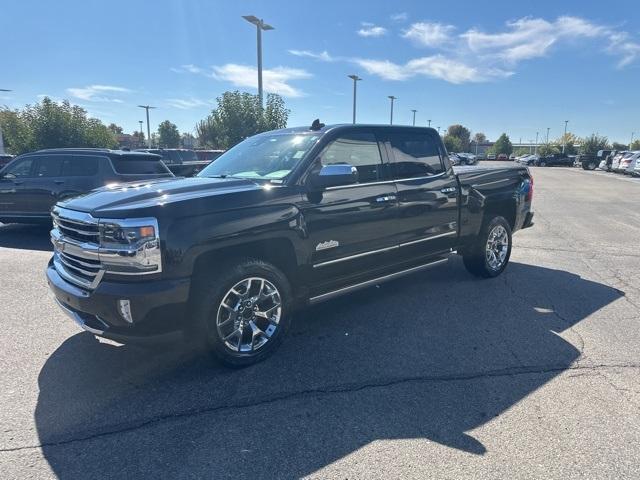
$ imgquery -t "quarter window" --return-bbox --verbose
[387,133,444,178]
[62,156,99,176]
[321,132,386,183]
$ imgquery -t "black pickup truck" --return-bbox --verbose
[47,124,534,366]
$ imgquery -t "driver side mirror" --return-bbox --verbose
[308,164,358,189]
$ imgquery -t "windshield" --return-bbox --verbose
[198,133,319,180]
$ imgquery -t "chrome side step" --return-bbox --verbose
[309,257,450,305]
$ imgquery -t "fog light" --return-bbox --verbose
[118,299,133,323]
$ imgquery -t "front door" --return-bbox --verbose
[383,129,459,262]
[0,157,36,218]
[299,130,398,292]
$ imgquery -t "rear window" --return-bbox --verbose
[110,155,171,175]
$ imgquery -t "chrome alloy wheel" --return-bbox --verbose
[216,277,282,353]
[485,225,509,270]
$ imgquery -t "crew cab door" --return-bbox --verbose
[299,130,398,291]
[383,129,459,261]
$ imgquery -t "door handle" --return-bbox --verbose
[375,195,397,203]
[440,187,457,194]
[54,180,65,184]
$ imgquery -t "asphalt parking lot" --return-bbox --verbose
[1,165,640,479]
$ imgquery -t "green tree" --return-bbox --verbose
[107,123,123,135]
[196,91,290,149]
[0,97,116,154]
[445,124,471,151]
[580,134,609,154]
[611,142,628,150]
[157,120,181,148]
[443,134,463,153]
[630,140,640,150]
[537,143,560,157]
[492,133,513,156]
[555,132,579,155]
[473,132,487,144]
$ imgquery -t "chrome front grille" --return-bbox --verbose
[51,207,104,290]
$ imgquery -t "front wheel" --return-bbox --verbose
[191,259,292,367]
[583,161,596,170]
[462,216,512,278]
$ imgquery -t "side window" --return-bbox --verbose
[3,158,34,178]
[62,156,99,176]
[388,133,444,178]
[321,132,386,183]
[34,156,64,177]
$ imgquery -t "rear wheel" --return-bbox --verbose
[583,161,596,170]
[462,216,512,278]
[191,259,292,367]
[539,160,547,167]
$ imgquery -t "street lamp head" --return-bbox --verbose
[388,95,397,100]
[411,109,417,113]
[242,15,274,30]
[0,89,11,92]
[348,74,362,81]
[137,105,157,109]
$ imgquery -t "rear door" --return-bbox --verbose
[384,129,459,262]
[26,155,66,215]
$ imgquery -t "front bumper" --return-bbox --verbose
[522,211,534,229]
[47,261,190,344]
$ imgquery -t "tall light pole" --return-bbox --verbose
[562,120,569,154]
[411,109,417,126]
[631,132,635,148]
[242,15,274,108]
[437,126,441,135]
[388,96,396,125]
[427,119,431,127]
[138,120,144,146]
[137,105,156,148]
[546,127,550,144]
[535,131,539,155]
[0,89,11,155]
[347,75,361,124]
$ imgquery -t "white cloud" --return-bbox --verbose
[402,22,456,47]
[390,12,408,22]
[288,49,334,62]
[461,16,639,66]
[354,55,510,84]
[211,64,312,97]
[166,97,212,109]
[66,84,131,102]
[170,64,203,74]
[357,22,387,37]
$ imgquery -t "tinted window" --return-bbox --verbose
[34,156,64,177]
[3,158,34,178]
[321,132,386,183]
[180,150,198,162]
[62,156,99,176]
[110,156,171,175]
[388,132,444,178]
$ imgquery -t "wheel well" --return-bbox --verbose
[191,238,300,289]
[484,201,516,230]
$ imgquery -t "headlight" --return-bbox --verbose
[98,218,162,274]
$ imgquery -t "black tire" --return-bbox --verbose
[539,160,547,167]
[190,259,293,367]
[582,161,596,170]
[462,216,512,278]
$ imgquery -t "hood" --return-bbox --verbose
[58,176,264,216]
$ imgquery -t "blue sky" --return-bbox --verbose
[2,0,639,144]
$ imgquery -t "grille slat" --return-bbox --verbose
[52,208,104,290]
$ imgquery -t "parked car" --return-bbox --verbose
[618,151,639,173]
[610,151,629,172]
[0,148,173,224]
[47,123,534,366]
[536,153,573,167]
[0,154,14,169]
[136,148,210,176]
[486,154,496,160]
[457,153,478,165]
[518,155,539,166]
[448,153,461,166]
[195,149,225,162]
[576,150,612,170]
[633,155,640,177]
[625,152,640,174]
[497,153,509,160]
